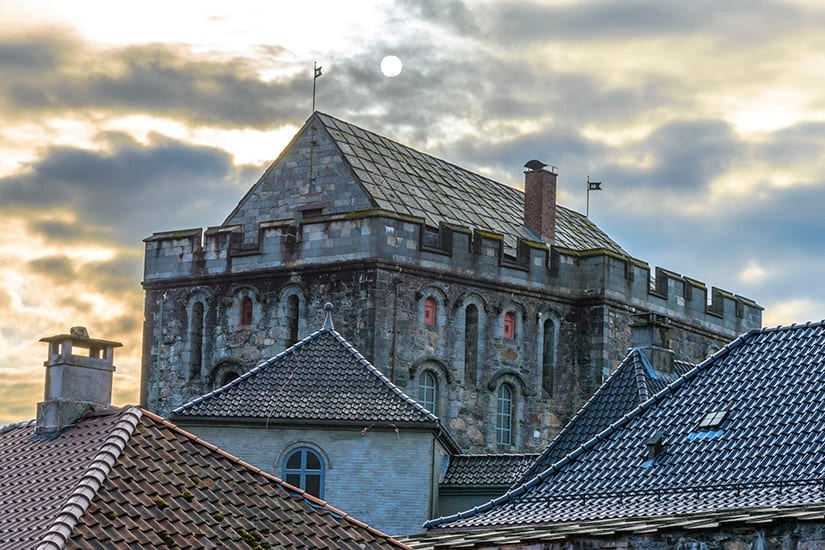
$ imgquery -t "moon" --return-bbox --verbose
[380,55,403,77]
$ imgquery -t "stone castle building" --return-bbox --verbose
[141,112,761,453]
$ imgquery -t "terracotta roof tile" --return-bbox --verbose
[0,407,408,549]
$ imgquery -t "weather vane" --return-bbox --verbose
[586,176,603,219]
[312,61,323,113]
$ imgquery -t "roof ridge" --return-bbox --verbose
[140,407,410,549]
[36,406,142,549]
[315,112,523,199]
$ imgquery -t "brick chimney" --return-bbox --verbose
[36,326,122,434]
[523,160,558,244]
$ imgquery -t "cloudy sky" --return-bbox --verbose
[2,0,824,423]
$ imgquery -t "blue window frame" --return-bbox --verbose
[282,447,324,498]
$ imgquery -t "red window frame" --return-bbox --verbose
[503,312,516,339]
[241,297,253,325]
[424,297,437,326]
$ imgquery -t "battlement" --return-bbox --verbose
[143,210,762,335]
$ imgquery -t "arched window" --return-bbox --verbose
[418,371,438,414]
[189,302,204,379]
[503,312,516,340]
[542,319,556,396]
[240,297,253,325]
[286,294,300,345]
[424,296,437,326]
[464,304,479,385]
[496,384,514,446]
[220,371,240,386]
[282,447,324,498]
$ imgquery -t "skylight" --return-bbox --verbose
[697,410,728,430]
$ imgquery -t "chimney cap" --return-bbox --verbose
[40,332,123,348]
[524,159,548,171]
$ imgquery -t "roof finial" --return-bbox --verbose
[323,302,334,330]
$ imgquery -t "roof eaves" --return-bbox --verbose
[36,407,141,550]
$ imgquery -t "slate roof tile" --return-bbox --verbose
[313,112,627,255]
[425,321,825,531]
[442,454,539,487]
[172,313,440,429]
[516,348,692,485]
[1,407,406,549]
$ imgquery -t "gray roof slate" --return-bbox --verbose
[427,321,825,529]
[516,348,693,485]
[315,113,627,254]
[442,454,539,487]
[172,313,439,428]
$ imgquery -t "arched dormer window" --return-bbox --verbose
[496,384,514,446]
[240,297,253,326]
[424,296,437,326]
[503,311,516,340]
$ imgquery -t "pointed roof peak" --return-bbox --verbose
[322,302,335,330]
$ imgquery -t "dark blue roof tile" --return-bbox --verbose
[427,321,825,530]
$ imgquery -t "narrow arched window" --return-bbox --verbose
[503,312,516,340]
[542,319,556,396]
[418,371,438,414]
[240,297,253,325]
[220,371,240,386]
[283,447,324,498]
[424,296,437,326]
[189,302,204,379]
[286,295,300,345]
[464,304,479,385]
[496,384,514,446]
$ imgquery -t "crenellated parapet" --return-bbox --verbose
[143,210,762,335]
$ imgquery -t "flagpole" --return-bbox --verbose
[312,61,323,113]
[586,176,602,219]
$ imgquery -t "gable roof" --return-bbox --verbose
[0,406,408,549]
[172,310,443,432]
[426,321,825,530]
[228,112,627,254]
[516,347,693,485]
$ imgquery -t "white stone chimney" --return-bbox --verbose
[36,326,122,434]
[523,160,558,244]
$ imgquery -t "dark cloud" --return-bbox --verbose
[395,0,480,34]
[77,256,144,295]
[0,32,312,128]
[487,0,810,45]
[0,133,245,244]
[27,255,76,279]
